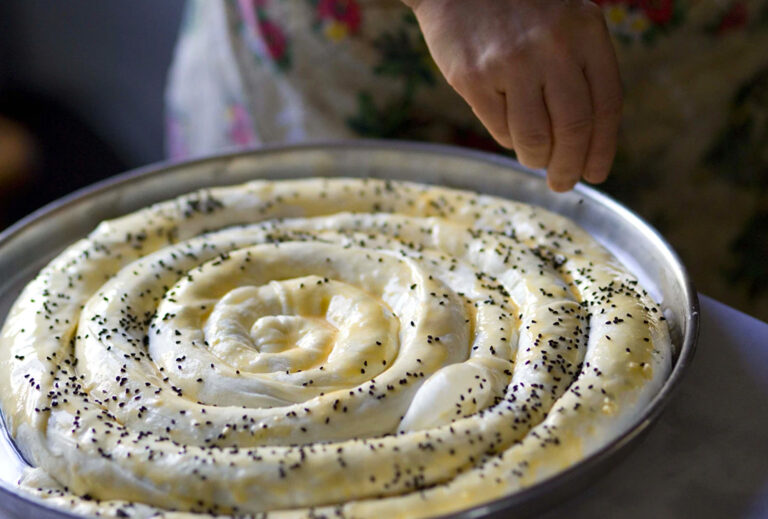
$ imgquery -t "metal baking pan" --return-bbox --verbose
[0,140,699,519]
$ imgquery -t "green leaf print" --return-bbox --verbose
[727,209,768,298]
[347,92,413,138]
[372,30,435,88]
[707,67,768,192]
[347,12,437,138]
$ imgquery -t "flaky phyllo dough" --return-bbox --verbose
[0,178,671,518]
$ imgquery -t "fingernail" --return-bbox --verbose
[583,169,608,184]
[548,179,574,193]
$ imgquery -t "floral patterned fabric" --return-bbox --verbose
[165,0,768,321]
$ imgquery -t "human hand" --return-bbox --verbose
[405,0,622,192]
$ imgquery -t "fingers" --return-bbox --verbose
[581,24,623,184]
[439,1,622,193]
[456,69,554,168]
[505,74,552,169]
[543,61,594,192]
[458,86,515,149]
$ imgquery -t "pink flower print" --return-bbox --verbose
[238,0,292,69]
[316,0,361,41]
[166,114,189,160]
[639,0,674,24]
[238,0,260,34]
[716,1,748,34]
[258,18,288,62]
[227,103,256,148]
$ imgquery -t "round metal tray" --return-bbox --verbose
[0,140,699,519]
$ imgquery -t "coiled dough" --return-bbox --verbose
[0,178,672,518]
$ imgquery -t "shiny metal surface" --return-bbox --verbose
[0,140,699,519]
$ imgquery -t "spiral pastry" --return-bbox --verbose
[0,178,672,518]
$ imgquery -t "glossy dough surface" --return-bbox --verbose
[0,178,672,518]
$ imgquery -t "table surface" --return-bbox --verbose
[1,294,766,519]
[541,294,768,519]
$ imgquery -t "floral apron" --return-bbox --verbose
[166,0,768,320]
